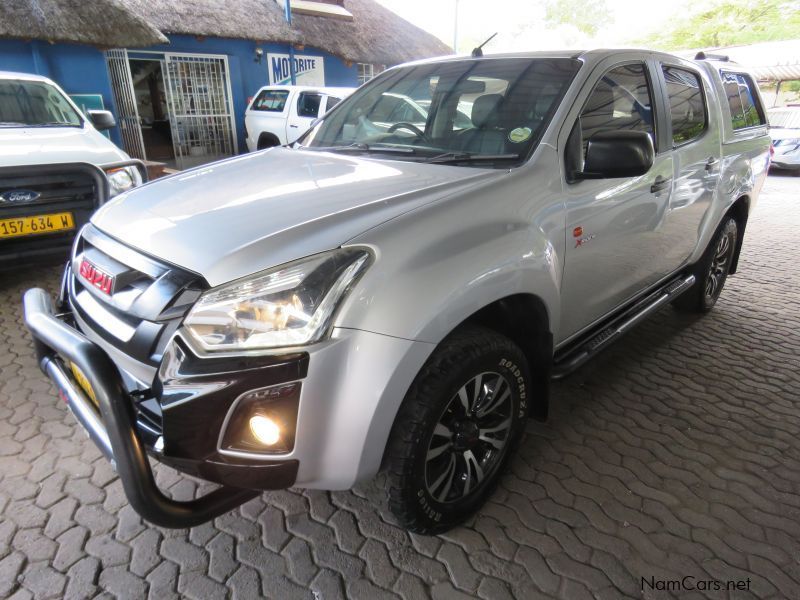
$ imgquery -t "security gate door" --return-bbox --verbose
[105,49,147,160]
[162,54,238,170]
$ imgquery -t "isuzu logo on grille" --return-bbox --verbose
[79,258,115,296]
[0,189,41,204]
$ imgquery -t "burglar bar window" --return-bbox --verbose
[357,63,384,85]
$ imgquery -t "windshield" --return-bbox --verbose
[300,57,580,167]
[0,79,82,128]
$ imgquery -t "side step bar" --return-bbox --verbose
[551,274,696,379]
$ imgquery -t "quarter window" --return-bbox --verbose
[721,72,766,130]
[580,63,655,154]
[252,89,289,112]
[662,66,707,144]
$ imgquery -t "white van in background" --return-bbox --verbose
[244,85,355,150]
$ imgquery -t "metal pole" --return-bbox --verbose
[774,80,782,107]
[453,0,460,53]
[284,0,297,85]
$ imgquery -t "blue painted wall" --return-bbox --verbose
[0,35,359,154]
[0,39,122,145]
[132,35,359,150]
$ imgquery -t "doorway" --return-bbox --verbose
[106,50,238,170]
[130,59,175,167]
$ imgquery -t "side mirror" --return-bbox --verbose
[577,130,654,179]
[88,110,116,131]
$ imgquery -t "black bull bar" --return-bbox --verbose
[23,288,258,528]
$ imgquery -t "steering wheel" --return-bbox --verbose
[387,122,426,139]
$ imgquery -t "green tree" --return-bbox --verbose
[641,0,800,50]
[544,0,612,37]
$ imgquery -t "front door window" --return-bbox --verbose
[579,63,655,157]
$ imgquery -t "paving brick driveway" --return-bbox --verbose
[1,175,799,600]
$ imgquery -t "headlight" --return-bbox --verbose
[183,248,371,351]
[105,167,138,197]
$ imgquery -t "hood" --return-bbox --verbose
[0,125,128,167]
[92,148,501,286]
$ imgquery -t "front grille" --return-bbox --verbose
[0,164,104,262]
[70,224,206,369]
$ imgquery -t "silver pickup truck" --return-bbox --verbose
[24,49,770,534]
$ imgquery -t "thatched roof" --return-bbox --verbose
[292,0,452,65]
[0,0,168,48]
[122,0,449,65]
[1,0,450,65]
[121,0,301,47]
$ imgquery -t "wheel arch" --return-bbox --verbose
[374,292,553,480]
[458,294,553,420]
[257,132,281,149]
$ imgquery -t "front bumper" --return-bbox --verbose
[23,287,277,528]
[0,161,148,271]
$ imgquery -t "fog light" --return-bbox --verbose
[219,382,300,455]
[249,414,281,446]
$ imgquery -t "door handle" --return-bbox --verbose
[289,124,299,128]
[705,156,719,171]
[650,176,672,194]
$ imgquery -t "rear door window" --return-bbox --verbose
[721,72,766,130]
[252,89,289,112]
[661,66,707,145]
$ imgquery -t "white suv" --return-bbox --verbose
[244,85,355,150]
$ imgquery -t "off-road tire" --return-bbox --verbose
[673,216,738,313]
[383,326,530,534]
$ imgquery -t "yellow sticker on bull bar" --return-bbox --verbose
[70,362,98,407]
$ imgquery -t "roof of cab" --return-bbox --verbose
[254,85,355,94]
[393,48,698,70]
[0,71,56,84]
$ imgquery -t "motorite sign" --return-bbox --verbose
[268,53,325,86]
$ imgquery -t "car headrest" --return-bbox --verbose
[472,94,504,128]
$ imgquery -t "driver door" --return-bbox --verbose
[559,59,674,342]
[287,92,322,143]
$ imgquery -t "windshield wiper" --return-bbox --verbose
[308,142,416,154]
[423,151,520,164]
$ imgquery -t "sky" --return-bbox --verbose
[375,0,692,53]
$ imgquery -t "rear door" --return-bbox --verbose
[654,61,721,268]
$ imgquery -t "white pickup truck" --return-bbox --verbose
[244,85,355,151]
